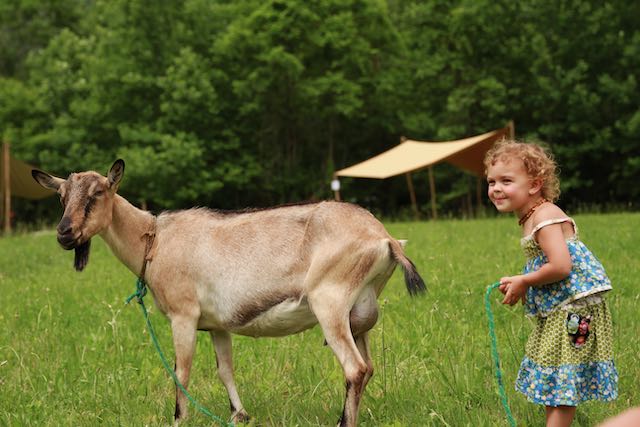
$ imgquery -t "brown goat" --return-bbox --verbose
[32,159,426,426]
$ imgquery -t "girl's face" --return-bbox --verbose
[486,158,539,214]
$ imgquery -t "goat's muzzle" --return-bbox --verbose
[57,233,77,250]
[56,216,92,270]
[56,217,80,250]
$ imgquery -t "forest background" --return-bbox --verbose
[1,0,639,221]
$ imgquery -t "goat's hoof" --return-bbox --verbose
[232,410,251,424]
[173,411,186,426]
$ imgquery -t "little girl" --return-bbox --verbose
[484,140,618,427]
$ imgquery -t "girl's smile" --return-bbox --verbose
[486,159,542,219]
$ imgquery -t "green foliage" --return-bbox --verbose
[0,0,84,78]
[212,0,405,203]
[1,0,639,216]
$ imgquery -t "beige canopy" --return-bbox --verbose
[336,124,512,179]
[1,142,55,233]
[333,122,514,217]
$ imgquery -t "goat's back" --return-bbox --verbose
[157,200,390,248]
[152,201,395,285]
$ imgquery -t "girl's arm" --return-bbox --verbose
[500,222,572,305]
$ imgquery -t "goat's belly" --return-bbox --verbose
[231,298,318,338]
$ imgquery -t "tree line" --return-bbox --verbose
[1,0,638,221]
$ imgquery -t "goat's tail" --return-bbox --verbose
[388,239,427,296]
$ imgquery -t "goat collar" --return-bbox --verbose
[139,217,157,280]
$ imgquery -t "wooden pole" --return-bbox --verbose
[507,120,515,139]
[428,166,437,220]
[0,144,3,231]
[2,140,11,234]
[331,176,341,202]
[405,172,419,219]
[476,176,483,215]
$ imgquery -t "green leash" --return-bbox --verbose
[126,278,234,427]
[485,282,517,427]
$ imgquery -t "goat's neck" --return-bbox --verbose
[100,194,155,276]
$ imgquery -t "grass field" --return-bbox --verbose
[1,213,638,426]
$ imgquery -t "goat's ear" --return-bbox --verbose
[32,169,64,191]
[108,159,125,190]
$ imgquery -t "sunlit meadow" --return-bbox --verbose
[1,214,638,426]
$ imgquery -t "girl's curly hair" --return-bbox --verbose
[483,139,561,202]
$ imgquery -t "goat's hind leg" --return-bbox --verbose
[309,289,368,427]
[350,287,378,394]
[210,330,249,424]
[354,333,374,395]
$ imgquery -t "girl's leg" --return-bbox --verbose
[546,405,576,427]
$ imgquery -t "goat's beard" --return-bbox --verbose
[74,239,91,271]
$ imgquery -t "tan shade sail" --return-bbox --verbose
[335,125,511,179]
[1,152,55,199]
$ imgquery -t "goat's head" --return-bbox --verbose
[32,160,125,271]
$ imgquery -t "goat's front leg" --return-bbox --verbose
[171,315,198,424]
[210,330,250,423]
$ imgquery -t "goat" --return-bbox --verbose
[32,159,426,426]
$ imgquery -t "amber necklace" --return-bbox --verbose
[518,198,547,226]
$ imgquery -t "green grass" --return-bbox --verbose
[1,213,638,426]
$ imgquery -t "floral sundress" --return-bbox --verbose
[514,218,618,406]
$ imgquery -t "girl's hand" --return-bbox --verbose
[499,275,529,305]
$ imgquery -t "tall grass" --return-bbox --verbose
[1,214,638,426]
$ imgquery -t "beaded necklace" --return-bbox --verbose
[518,198,547,226]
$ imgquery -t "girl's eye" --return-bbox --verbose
[94,190,104,197]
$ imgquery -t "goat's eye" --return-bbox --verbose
[94,190,104,197]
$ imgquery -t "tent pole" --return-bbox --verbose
[2,140,10,234]
[331,175,341,202]
[405,172,419,219]
[428,166,437,220]
[0,142,3,232]
[507,120,515,139]
[476,177,483,215]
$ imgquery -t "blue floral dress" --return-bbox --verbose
[515,218,618,406]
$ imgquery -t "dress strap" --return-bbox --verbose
[531,217,577,237]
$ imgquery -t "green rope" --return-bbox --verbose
[126,278,234,427]
[484,282,517,427]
